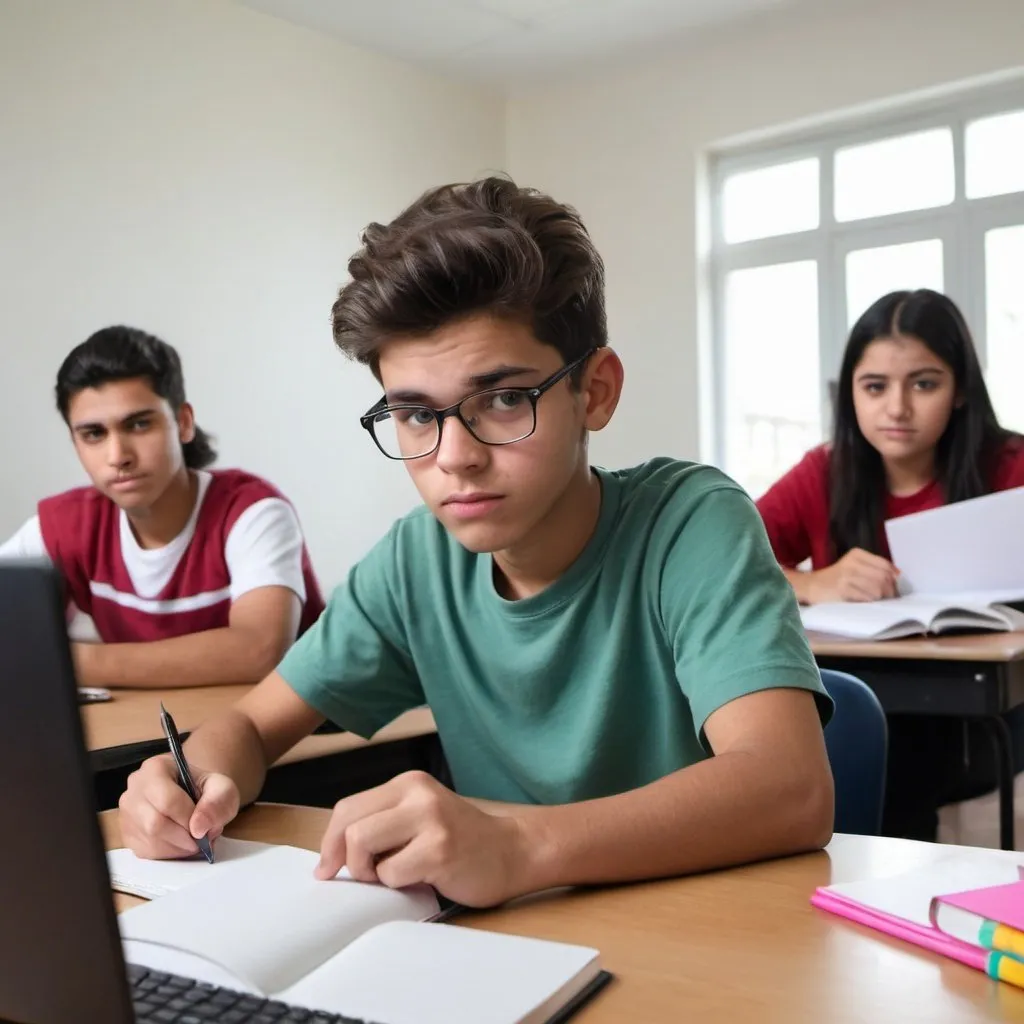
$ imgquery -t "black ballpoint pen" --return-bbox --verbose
[159,701,215,864]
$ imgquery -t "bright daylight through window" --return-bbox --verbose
[710,89,1024,499]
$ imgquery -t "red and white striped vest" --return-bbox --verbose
[37,469,324,643]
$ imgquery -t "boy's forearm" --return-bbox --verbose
[181,709,270,807]
[510,751,833,894]
[73,627,281,689]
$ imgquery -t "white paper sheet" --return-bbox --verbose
[885,486,1024,595]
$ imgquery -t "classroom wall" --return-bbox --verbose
[506,0,1024,472]
[0,0,505,587]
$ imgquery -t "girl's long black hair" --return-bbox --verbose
[829,289,1014,558]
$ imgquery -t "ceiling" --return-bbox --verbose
[234,0,809,89]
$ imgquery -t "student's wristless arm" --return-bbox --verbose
[74,630,273,688]
[502,689,833,895]
[73,586,302,688]
[314,688,833,907]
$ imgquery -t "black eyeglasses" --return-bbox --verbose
[360,349,596,461]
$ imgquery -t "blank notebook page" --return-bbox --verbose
[107,838,280,898]
[281,920,601,1024]
[118,845,439,994]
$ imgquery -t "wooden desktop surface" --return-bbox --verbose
[82,686,436,766]
[809,629,1024,663]
[101,805,1024,1022]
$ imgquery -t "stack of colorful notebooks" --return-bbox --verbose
[812,855,1024,989]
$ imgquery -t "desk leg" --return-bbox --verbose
[980,715,1016,851]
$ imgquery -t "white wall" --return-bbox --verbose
[0,0,504,587]
[506,0,1024,472]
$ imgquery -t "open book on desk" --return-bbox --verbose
[800,590,1024,641]
[116,844,609,1024]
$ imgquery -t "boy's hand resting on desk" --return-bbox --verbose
[119,755,241,859]
[315,771,529,908]
[805,548,900,603]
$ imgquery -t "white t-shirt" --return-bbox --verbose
[0,471,306,640]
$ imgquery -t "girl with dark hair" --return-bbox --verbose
[758,288,1024,604]
[758,288,1024,840]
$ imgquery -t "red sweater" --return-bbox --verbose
[38,469,324,643]
[756,439,1024,569]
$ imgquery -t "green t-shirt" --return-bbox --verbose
[279,458,831,804]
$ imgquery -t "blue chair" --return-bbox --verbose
[820,668,888,836]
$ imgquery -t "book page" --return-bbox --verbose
[933,603,1024,633]
[107,838,279,898]
[801,594,1021,639]
[118,845,439,995]
[800,597,943,639]
[281,921,601,1024]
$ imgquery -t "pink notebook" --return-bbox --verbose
[810,887,989,972]
[810,858,1024,987]
[935,879,1024,931]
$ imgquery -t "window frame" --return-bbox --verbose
[708,81,1024,489]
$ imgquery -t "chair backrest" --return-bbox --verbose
[820,668,888,836]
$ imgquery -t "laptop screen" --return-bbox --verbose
[0,560,134,1023]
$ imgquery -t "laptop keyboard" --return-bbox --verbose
[128,962,382,1024]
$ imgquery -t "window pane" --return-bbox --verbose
[722,158,819,243]
[723,261,821,498]
[985,224,1024,432]
[966,110,1024,199]
[835,128,954,222]
[845,239,944,328]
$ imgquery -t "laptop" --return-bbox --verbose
[0,560,368,1024]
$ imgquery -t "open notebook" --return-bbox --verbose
[800,591,1024,640]
[812,854,1024,990]
[113,843,609,1024]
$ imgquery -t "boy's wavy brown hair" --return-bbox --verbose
[331,176,606,381]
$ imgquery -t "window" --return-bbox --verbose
[966,110,1024,198]
[723,261,820,499]
[984,223,1024,433]
[710,90,1024,497]
[722,158,819,243]
[844,239,944,330]
[834,128,954,222]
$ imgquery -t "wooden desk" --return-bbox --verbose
[83,685,251,771]
[809,630,1024,850]
[810,630,1024,664]
[101,805,1024,1022]
[83,685,437,773]
[274,707,437,766]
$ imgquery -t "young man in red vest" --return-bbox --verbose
[0,326,324,687]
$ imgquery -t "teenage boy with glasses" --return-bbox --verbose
[119,178,835,907]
